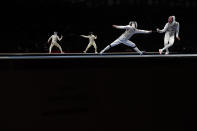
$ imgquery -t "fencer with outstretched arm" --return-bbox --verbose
[48,32,64,54]
[81,32,98,53]
[157,16,180,55]
[100,21,152,55]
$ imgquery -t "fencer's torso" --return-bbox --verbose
[88,35,97,43]
[51,35,60,43]
[118,25,150,40]
[119,26,135,40]
[166,22,179,36]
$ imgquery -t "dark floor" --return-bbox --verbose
[0,54,196,130]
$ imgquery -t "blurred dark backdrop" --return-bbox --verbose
[1,1,197,130]
[1,57,197,130]
[1,0,197,53]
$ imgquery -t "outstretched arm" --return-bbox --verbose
[176,23,180,40]
[112,25,130,30]
[80,35,90,38]
[136,29,152,34]
[157,23,168,33]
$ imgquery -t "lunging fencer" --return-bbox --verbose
[100,21,152,55]
[48,32,64,54]
[157,16,180,55]
[81,32,98,53]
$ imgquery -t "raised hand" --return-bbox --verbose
[177,37,181,41]
[112,25,118,28]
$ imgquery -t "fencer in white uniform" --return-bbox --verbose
[81,32,98,53]
[48,32,64,54]
[100,21,152,55]
[157,16,180,55]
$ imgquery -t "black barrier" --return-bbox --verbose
[0,55,196,130]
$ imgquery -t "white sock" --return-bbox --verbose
[100,45,111,53]
[133,47,142,54]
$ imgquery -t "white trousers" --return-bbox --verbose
[84,42,97,53]
[162,32,175,53]
[100,39,142,54]
[49,42,63,53]
[110,39,136,48]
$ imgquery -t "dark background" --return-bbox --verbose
[1,57,197,130]
[1,0,197,53]
[1,0,197,130]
